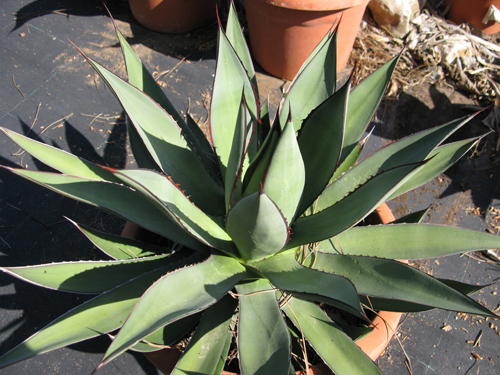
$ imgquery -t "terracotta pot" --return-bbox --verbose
[128,0,221,33]
[125,203,401,374]
[243,0,370,80]
[446,0,500,35]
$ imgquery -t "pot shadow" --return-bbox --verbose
[11,0,227,61]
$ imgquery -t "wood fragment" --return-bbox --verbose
[472,353,483,360]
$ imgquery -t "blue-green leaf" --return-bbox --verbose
[280,30,336,132]
[283,297,382,375]
[288,162,424,248]
[70,220,165,259]
[309,253,495,316]
[249,252,365,320]
[225,2,256,87]
[0,254,202,369]
[296,78,349,215]
[115,24,221,182]
[225,92,250,211]
[317,116,474,212]
[112,168,235,253]
[237,279,291,375]
[263,117,305,224]
[4,168,207,252]
[318,223,500,259]
[0,127,120,183]
[242,119,281,197]
[78,47,225,215]
[388,137,480,199]
[226,192,289,261]
[98,253,249,369]
[210,26,258,179]
[341,54,399,164]
[172,295,237,375]
[360,279,488,313]
[0,254,174,294]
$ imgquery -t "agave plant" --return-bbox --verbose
[0,4,498,375]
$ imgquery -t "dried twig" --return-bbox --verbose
[40,113,73,134]
[12,102,41,156]
[12,76,25,97]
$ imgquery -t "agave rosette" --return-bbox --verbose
[0,5,498,375]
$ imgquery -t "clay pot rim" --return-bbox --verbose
[257,0,369,11]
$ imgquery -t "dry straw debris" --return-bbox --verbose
[350,10,500,99]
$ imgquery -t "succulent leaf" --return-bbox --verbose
[111,168,235,253]
[327,135,365,188]
[280,30,336,132]
[140,313,202,348]
[317,116,475,212]
[0,254,176,294]
[392,208,429,224]
[172,295,237,375]
[5,168,208,251]
[341,54,400,164]
[296,78,349,215]
[388,137,480,199]
[186,113,222,183]
[113,23,184,126]
[249,252,366,320]
[263,117,305,224]
[288,162,425,248]
[114,24,221,180]
[0,253,201,369]
[318,223,500,259]
[309,253,495,316]
[98,253,249,368]
[225,92,250,211]
[210,24,258,179]
[69,220,165,259]
[126,116,162,172]
[0,127,120,183]
[283,297,382,375]
[226,192,289,261]
[81,52,225,216]
[259,98,271,144]
[225,2,256,87]
[242,119,281,196]
[237,279,291,375]
[360,278,488,313]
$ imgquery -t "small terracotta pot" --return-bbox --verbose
[126,203,401,374]
[243,0,370,80]
[128,0,221,33]
[446,0,500,35]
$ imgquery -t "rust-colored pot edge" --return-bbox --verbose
[446,0,500,35]
[261,0,370,11]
